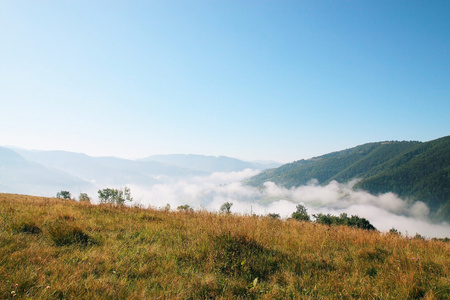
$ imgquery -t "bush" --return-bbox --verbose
[12,220,42,234]
[177,204,193,212]
[98,186,133,206]
[267,213,280,219]
[314,213,376,231]
[47,220,94,246]
[56,190,71,200]
[292,204,310,221]
[389,227,400,235]
[220,202,233,214]
[313,213,334,225]
[78,193,91,203]
[213,233,283,282]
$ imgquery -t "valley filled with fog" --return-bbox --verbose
[127,169,450,239]
[1,147,449,239]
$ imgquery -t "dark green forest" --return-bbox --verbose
[245,136,450,222]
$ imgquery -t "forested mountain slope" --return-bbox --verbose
[355,136,450,221]
[245,136,450,221]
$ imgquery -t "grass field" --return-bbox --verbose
[1,193,449,299]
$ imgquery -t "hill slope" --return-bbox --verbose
[1,193,448,299]
[245,136,450,221]
[0,147,94,195]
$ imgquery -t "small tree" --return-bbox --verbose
[313,213,334,225]
[177,204,193,212]
[98,186,133,206]
[220,202,233,214]
[292,204,310,221]
[389,227,400,235]
[56,190,71,200]
[78,193,91,203]
[314,212,376,231]
[268,213,280,219]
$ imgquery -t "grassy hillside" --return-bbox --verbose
[1,194,449,299]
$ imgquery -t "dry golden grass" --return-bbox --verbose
[1,193,449,299]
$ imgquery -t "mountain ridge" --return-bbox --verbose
[0,147,94,196]
[1,148,274,197]
[245,136,450,222]
[139,154,279,173]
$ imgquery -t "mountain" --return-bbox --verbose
[13,149,206,187]
[245,136,450,222]
[250,160,283,170]
[355,136,450,220]
[0,147,94,196]
[139,154,263,173]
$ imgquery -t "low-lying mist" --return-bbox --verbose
[118,169,448,238]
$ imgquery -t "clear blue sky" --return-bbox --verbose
[1,1,449,162]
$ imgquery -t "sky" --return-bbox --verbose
[1,1,449,163]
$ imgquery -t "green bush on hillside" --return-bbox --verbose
[314,213,376,230]
[98,186,133,206]
[47,220,95,246]
[56,190,71,200]
[291,204,310,221]
[78,192,91,203]
[220,202,233,214]
[177,204,193,212]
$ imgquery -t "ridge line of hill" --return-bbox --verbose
[244,135,450,222]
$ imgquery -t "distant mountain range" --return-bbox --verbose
[0,148,278,197]
[245,136,450,222]
[0,147,94,196]
[139,154,281,173]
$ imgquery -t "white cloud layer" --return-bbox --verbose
[124,170,449,238]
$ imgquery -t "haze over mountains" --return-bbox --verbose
[0,147,94,196]
[0,148,276,196]
[139,154,280,173]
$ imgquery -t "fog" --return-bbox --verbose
[121,169,450,238]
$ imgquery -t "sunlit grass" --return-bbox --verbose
[1,193,449,299]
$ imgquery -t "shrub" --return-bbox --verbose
[47,220,94,246]
[98,186,133,206]
[177,204,193,212]
[78,193,91,203]
[213,233,283,282]
[267,213,280,219]
[389,227,400,235]
[314,213,376,231]
[292,204,310,221]
[56,190,71,200]
[313,213,335,225]
[220,202,233,214]
[12,220,42,234]
[347,215,376,230]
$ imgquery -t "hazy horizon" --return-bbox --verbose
[3,144,286,163]
[2,134,446,164]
